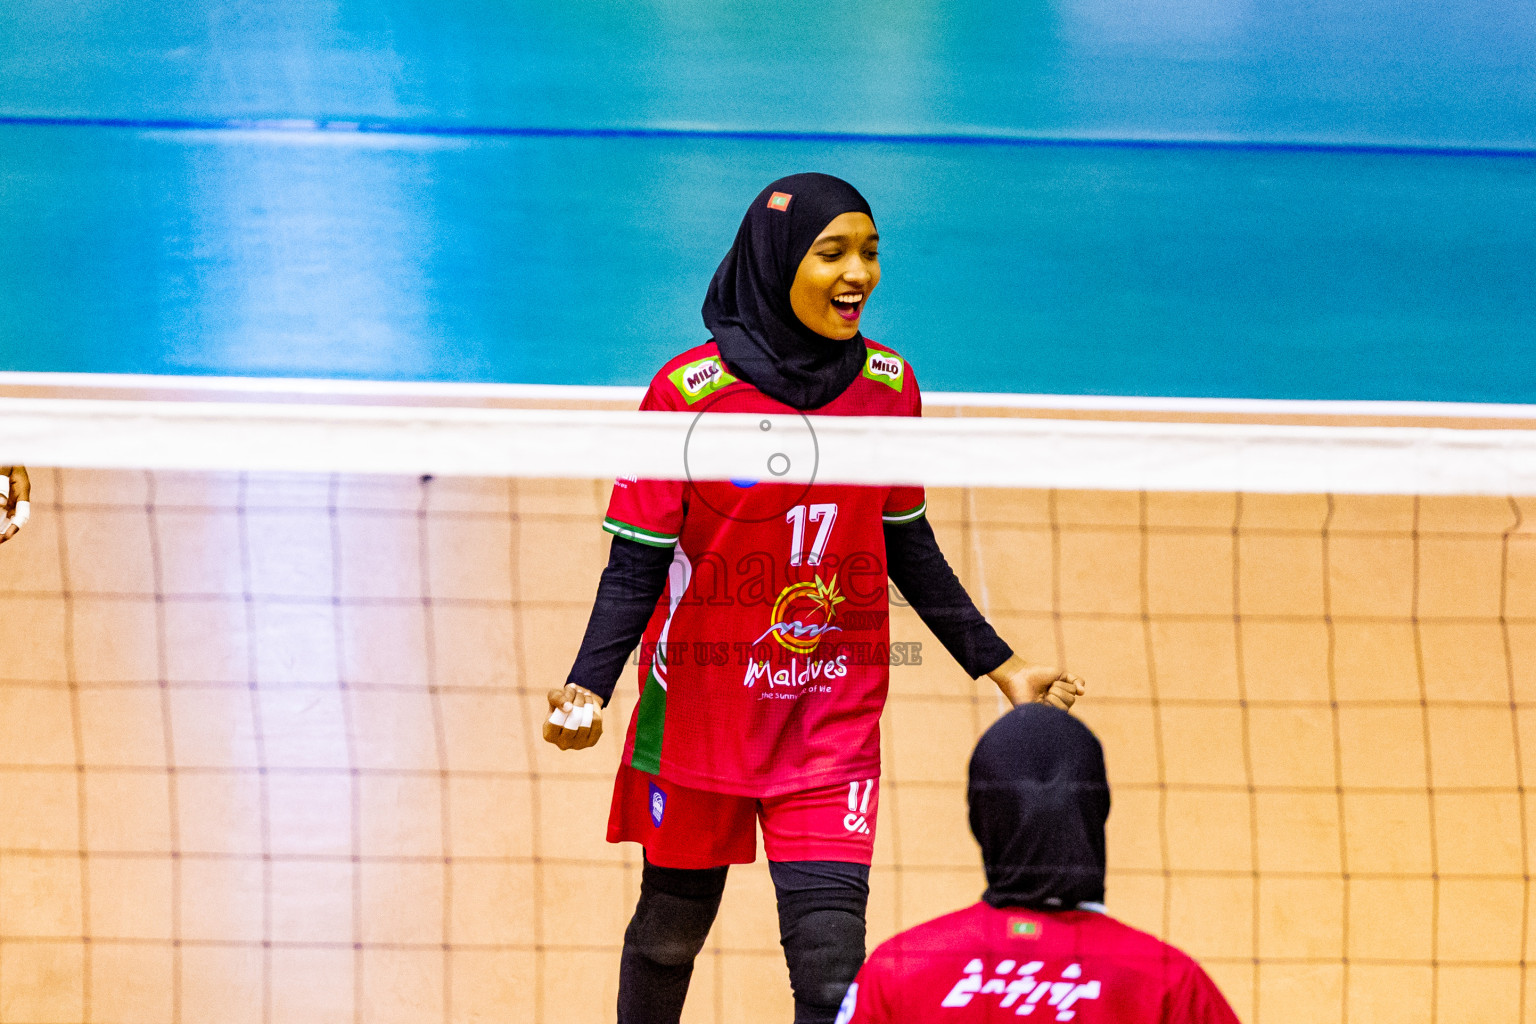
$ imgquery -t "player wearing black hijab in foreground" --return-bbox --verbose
[839,705,1239,1023]
[543,173,1085,1024]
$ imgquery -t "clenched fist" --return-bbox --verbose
[988,656,1086,711]
[542,684,605,750]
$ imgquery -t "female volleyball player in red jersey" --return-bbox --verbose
[545,173,1085,1024]
[840,705,1239,1024]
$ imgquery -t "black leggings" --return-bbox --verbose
[617,856,870,1024]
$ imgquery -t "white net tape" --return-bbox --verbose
[2,394,1535,494]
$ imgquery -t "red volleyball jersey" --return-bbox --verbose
[603,339,925,797]
[840,902,1240,1024]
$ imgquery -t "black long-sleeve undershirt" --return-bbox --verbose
[565,537,675,705]
[566,520,1014,704]
[883,516,1015,678]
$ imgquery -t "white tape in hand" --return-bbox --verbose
[548,699,595,733]
[10,501,29,529]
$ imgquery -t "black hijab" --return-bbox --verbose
[702,173,874,410]
[968,704,1111,911]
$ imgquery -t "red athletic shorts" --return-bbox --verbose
[607,763,880,869]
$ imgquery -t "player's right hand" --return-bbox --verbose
[543,684,605,750]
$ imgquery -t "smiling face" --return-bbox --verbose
[788,211,880,340]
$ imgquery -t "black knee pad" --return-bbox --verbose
[770,860,870,1020]
[779,906,867,1013]
[623,860,728,969]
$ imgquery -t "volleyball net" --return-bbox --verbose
[1,375,1533,1024]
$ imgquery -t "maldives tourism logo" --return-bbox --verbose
[755,573,846,654]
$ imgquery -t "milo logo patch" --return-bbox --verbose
[684,362,720,392]
[668,357,738,404]
[862,350,904,391]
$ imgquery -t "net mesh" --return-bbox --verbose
[1,467,1532,1023]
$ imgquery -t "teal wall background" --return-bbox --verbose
[1,1,1532,399]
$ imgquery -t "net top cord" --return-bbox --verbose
[3,374,1536,495]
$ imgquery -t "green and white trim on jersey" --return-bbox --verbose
[881,501,927,525]
[630,667,668,774]
[602,517,680,548]
[628,546,693,773]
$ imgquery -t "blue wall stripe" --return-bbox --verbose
[4,114,1534,162]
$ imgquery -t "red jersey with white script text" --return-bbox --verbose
[604,339,924,797]
[840,902,1240,1024]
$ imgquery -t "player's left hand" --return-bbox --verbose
[0,466,31,545]
[542,684,605,750]
[988,656,1085,711]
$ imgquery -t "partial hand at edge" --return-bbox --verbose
[0,466,31,545]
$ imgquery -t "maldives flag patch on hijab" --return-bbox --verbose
[767,191,793,211]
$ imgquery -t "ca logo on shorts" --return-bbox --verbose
[649,782,667,827]
[844,779,873,835]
